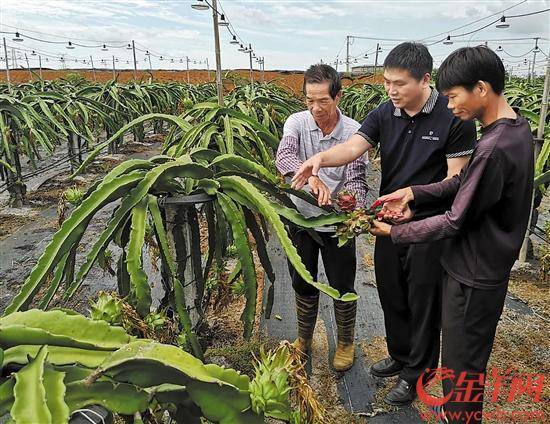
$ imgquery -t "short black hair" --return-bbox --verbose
[436,46,505,95]
[303,64,341,99]
[383,42,433,80]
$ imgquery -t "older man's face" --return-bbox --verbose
[305,81,341,125]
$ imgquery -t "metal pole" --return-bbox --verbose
[12,48,17,68]
[186,56,190,84]
[248,47,253,86]
[38,55,43,79]
[536,54,549,146]
[148,55,152,71]
[519,52,549,262]
[112,55,116,80]
[531,38,539,80]
[374,43,380,77]
[90,55,96,81]
[132,40,137,80]
[3,38,11,91]
[212,0,224,106]
[24,53,32,81]
[345,35,350,73]
[261,57,265,83]
[206,57,211,81]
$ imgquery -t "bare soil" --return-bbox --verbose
[1,69,385,96]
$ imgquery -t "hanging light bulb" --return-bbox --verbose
[31,50,37,56]
[238,44,245,52]
[66,41,75,49]
[496,46,503,52]
[126,60,129,64]
[159,56,164,61]
[179,58,183,63]
[170,58,174,63]
[230,35,239,45]
[496,16,509,29]
[13,32,23,42]
[101,44,108,51]
[145,50,150,56]
[126,43,132,50]
[219,14,229,27]
[191,0,209,10]
[443,35,453,45]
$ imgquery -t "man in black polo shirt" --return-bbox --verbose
[291,42,476,405]
[370,46,534,423]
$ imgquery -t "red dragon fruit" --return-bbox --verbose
[336,190,357,212]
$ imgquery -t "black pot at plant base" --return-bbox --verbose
[158,192,216,207]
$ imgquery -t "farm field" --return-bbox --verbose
[0,1,549,422]
[0,73,547,423]
[0,68,386,93]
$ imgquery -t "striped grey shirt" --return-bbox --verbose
[276,109,368,232]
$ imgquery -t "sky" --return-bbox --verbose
[0,0,548,76]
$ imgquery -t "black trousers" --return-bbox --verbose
[288,227,356,297]
[441,274,508,423]
[374,236,443,384]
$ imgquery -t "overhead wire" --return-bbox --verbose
[420,0,528,41]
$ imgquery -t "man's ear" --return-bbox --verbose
[477,81,490,97]
[422,73,431,87]
[335,90,343,103]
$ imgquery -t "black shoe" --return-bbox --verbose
[370,357,403,378]
[384,378,417,406]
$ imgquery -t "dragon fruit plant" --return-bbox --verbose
[334,191,382,247]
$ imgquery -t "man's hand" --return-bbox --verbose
[374,187,415,223]
[291,153,323,189]
[369,220,392,237]
[308,176,331,206]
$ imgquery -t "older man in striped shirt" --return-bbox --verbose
[276,64,368,372]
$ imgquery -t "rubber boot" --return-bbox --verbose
[332,299,357,371]
[291,293,319,357]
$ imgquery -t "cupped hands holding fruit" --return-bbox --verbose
[369,187,415,237]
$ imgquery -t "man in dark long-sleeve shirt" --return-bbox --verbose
[371,46,534,423]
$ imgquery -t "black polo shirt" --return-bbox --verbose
[357,88,476,219]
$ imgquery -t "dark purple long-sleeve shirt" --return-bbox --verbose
[391,116,534,289]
